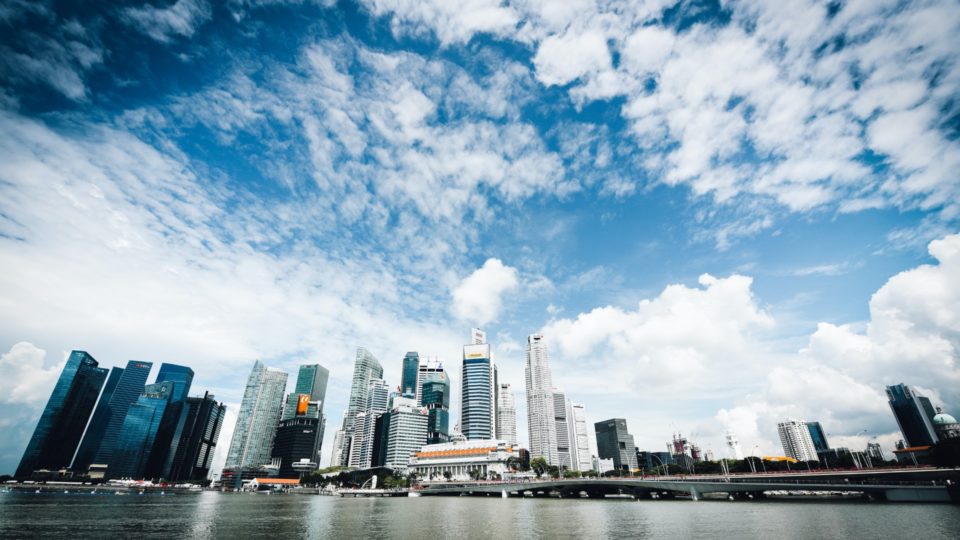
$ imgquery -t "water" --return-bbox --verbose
[1,492,958,539]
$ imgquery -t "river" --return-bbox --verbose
[1,491,958,538]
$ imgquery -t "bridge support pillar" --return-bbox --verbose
[689,487,701,501]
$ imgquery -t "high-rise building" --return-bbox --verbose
[777,419,819,462]
[282,364,329,421]
[16,351,107,478]
[416,359,445,406]
[375,397,428,469]
[805,421,830,452]
[224,361,288,470]
[155,363,194,403]
[72,366,124,471]
[272,415,322,478]
[163,391,226,482]
[109,381,176,479]
[525,334,558,465]
[350,378,390,468]
[595,418,638,472]
[553,390,572,469]
[495,383,517,446]
[461,329,495,440]
[886,383,939,447]
[91,361,153,468]
[423,375,451,444]
[330,429,346,468]
[401,352,419,398]
[567,402,592,472]
[336,348,383,466]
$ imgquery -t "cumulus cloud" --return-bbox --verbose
[360,0,519,45]
[451,258,520,325]
[122,0,213,43]
[0,342,63,406]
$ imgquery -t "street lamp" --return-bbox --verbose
[650,453,669,478]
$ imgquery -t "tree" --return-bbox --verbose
[530,457,548,478]
[443,471,452,481]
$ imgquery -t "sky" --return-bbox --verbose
[0,0,958,475]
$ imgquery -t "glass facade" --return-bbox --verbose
[422,377,450,444]
[16,351,107,477]
[164,392,226,482]
[271,416,321,478]
[92,361,153,466]
[336,348,383,466]
[108,381,175,479]
[224,361,288,469]
[156,363,194,403]
[886,383,939,447]
[595,418,638,472]
[462,334,494,441]
[401,352,419,398]
[72,366,123,471]
[805,421,830,452]
[283,364,330,421]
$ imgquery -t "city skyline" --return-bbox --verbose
[1,0,960,476]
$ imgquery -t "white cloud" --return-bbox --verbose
[122,0,212,43]
[533,30,611,86]
[0,342,63,406]
[360,0,519,45]
[451,258,520,325]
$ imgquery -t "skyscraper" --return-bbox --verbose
[423,375,451,444]
[72,366,123,471]
[525,334,558,465]
[595,418,637,472]
[350,378,390,468]
[155,363,194,403]
[164,391,226,482]
[886,383,939,447]
[415,359,445,406]
[374,397,428,469]
[272,415,322,478]
[805,421,830,452]
[495,383,517,446]
[91,361,153,468]
[777,419,819,462]
[567,402,592,472]
[553,390,572,469]
[461,328,495,440]
[282,364,329,420]
[109,381,176,479]
[16,351,107,478]
[401,352,420,398]
[336,348,383,466]
[224,361,288,470]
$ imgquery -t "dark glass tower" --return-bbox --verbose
[401,352,420,399]
[92,361,153,467]
[422,376,450,444]
[72,366,124,471]
[886,383,939,447]
[164,392,226,482]
[156,363,194,402]
[805,421,830,452]
[594,418,638,472]
[272,416,322,478]
[16,351,107,478]
[108,381,175,479]
[282,364,330,421]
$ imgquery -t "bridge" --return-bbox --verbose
[418,468,960,503]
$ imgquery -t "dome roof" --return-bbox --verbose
[933,412,957,425]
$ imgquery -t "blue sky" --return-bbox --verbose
[1,0,959,474]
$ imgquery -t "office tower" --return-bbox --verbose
[401,352,420,398]
[568,402,592,471]
[272,415,322,478]
[461,328,495,440]
[777,419,819,462]
[72,366,124,471]
[350,379,390,468]
[283,364,330,421]
[805,421,830,452]
[374,397,428,469]
[416,359,445,406]
[886,383,939,447]
[495,383,517,446]
[553,390,572,469]
[423,375,451,444]
[224,361,288,469]
[164,392,226,482]
[595,418,638,472]
[109,381,176,479]
[16,351,107,478]
[330,429,346,468]
[155,363,194,402]
[526,334,558,465]
[91,361,153,468]
[336,348,383,466]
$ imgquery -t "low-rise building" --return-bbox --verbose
[410,440,518,481]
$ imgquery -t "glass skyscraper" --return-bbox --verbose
[164,391,226,482]
[805,421,830,452]
[282,363,330,421]
[16,351,107,478]
[886,383,939,447]
[92,361,153,467]
[108,381,176,479]
[72,366,124,471]
[525,333,558,464]
[595,418,638,472]
[401,352,419,398]
[336,348,383,466]
[155,363,194,403]
[423,376,450,444]
[495,382,517,446]
[415,359,445,406]
[224,361,288,470]
[461,328,495,440]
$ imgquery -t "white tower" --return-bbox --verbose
[525,334,559,465]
